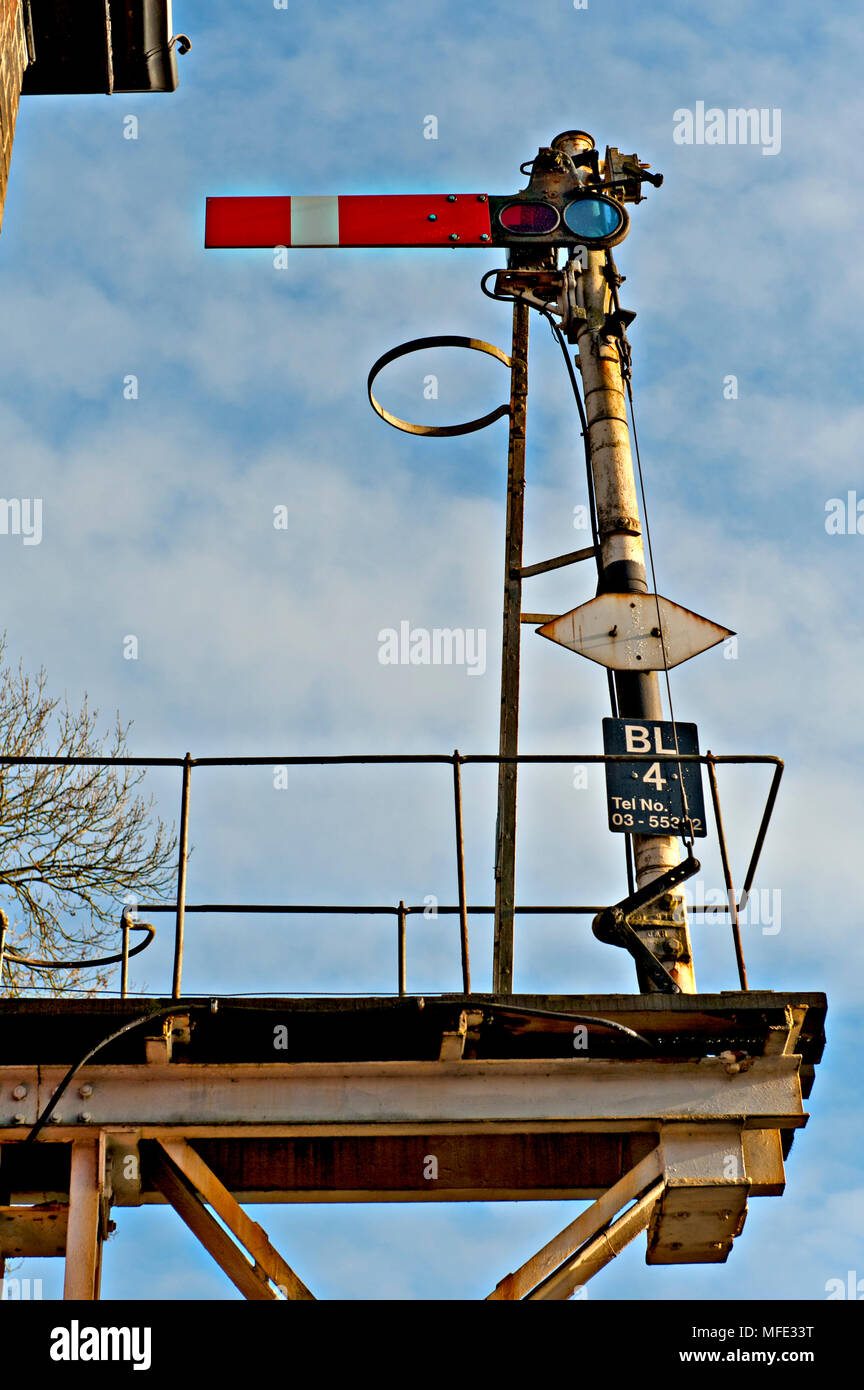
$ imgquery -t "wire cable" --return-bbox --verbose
[20,1002,213,1145]
[475,1001,653,1046]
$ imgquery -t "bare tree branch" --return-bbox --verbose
[0,636,177,997]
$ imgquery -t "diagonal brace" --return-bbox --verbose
[486,1146,662,1300]
[528,1179,663,1299]
[147,1140,315,1300]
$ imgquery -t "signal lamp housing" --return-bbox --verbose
[489,192,629,250]
[562,194,630,248]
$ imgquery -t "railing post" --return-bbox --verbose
[172,753,193,1000]
[705,752,748,991]
[397,901,407,996]
[452,750,471,993]
[120,908,131,1000]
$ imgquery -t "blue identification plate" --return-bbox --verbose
[602,718,707,838]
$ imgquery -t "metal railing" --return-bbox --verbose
[0,750,783,999]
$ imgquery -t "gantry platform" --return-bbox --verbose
[0,990,826,1299]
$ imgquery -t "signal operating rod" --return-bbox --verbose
[493,300,529,994]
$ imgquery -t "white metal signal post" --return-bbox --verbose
[206,130,731,995]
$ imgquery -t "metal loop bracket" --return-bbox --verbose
[1,915,155,972]
[367,334,512,436]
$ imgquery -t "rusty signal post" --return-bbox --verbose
[0,131,825,1302]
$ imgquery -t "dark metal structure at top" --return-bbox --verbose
[21,0,183,94]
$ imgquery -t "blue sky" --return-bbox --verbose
[2,0,863,1299]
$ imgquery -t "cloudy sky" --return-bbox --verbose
[2,0,862,1300]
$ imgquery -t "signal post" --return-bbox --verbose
[574,235,695,992]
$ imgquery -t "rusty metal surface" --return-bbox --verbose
[146,1141,283,1300]
[530,1180,663,1296]
[573,249,697,991]
[0,1055,806,1129]
[538,592,734,671]
[493,300,530,994]
[647,1182,748,1264]
[519,545,597,579]
[0,1130,791,1209]
[176,1132,660,1203]
[0,991,827,1066]
[488,1147,662,1299]
[647,1125,752,1264]
[0,1202,68,1257]
[153,1139,315,1299]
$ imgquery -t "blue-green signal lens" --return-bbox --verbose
[563,197,625,241]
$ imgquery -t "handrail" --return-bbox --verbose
[0,750,783,999]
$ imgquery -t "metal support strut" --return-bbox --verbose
[493,299,529,994]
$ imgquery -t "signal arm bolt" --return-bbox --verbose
[447,195,457,202]
[78,1084,93,1099]
[79,1112,92,1123]
[480,234,489,241]
[12,1084,28,1100]
[428,214,437,222]
[13,1113,26,1125]
[450,233,459,241]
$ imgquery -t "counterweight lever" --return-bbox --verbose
[592,853,701,994]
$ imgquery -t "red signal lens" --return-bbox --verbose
[497,201,560,235]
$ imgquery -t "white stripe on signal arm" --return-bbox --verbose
[290,195,340,246]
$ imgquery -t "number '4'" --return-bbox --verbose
[643,762,667,789]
